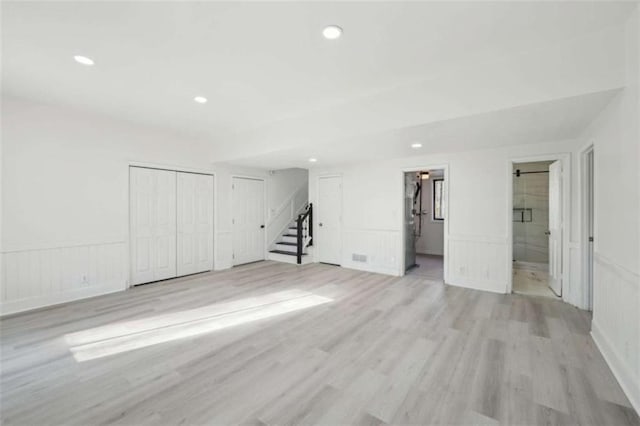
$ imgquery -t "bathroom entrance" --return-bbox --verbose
[511,160,562,298]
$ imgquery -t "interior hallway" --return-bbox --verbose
[2,261,636,425]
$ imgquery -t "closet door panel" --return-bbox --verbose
[152,169,177,281]
[130,167,155,285]
[177,173,213,276]
[194,174,214,272]
[130,167,177,285]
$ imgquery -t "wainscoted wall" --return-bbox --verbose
[591,252,640,413]
[341,229,401,276]
[447,234,508,294]
[1,241,127,315]
[566,242,583,309]
[214,231,233,271]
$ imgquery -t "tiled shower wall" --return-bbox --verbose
[513,161,552,263]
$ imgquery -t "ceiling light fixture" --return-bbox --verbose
[421,172,430,180]
[308,158,318,163]
[411,143,422,149]
[194,96,208,104]
[73,55,94,66]
[322,25,343,40]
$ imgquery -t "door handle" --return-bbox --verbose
[544,230,551,235]
[260,225,265,229]
[319,223,323,227]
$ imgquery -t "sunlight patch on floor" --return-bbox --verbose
[65,289,332,362]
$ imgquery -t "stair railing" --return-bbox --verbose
[296,203,313,264]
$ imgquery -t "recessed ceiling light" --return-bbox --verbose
[411,143,423,149]
[194,96,208,104]
[73,55,94,66]
[308,158,318,163]
[322,25,343,40]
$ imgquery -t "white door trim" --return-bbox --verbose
[231,175,267,264]
[506,153,571,300]
[399,164,449,281]
[580,144,595,311]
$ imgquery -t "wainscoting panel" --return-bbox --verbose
[447,234,508,293]
[1,241,127,315]
[591,252,640,413]
[214,230,233,271]
[566,242,584,308]
[341,229,401,276]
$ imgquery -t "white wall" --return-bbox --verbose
[267,168,308,218]
[309,138,583,291]
[582,6,640,414]
[0,97,285,315]
[415,172,444,256]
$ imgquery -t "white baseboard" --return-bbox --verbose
[0,280,126,317]
[591,320,640,415]
[341,261,401,277]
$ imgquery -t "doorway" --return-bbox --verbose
[232,176,265,266]
[404,169,445,280]
[317,175,342,265]
[511,161,561,298]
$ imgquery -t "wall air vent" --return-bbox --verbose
[352,253,367,263]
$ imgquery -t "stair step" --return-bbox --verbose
[269,250,307,256]
[277,241,297,246]
[268,251,313,265]
[281,235,297,244]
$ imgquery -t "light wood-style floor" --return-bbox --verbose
[513,261,558,299]
[1,261,638,425]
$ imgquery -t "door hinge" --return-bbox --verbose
[232,253,235,259]
[589,236,594,242]
[232,219,235,224]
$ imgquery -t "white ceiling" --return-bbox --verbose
[229,89,620,169]
[2,1,635,168]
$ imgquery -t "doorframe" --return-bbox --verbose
[580,144,595,310]
[399,164,449,281]
[230,175,267,265]
[505,153,571,298]
[315,174,343,266]
[128,162,216,289]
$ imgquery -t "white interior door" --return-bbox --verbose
[548,161,562,296]
[130,167,177,285]
[317,176,342,265]
[232,177,265,265]
[177,172,214,276]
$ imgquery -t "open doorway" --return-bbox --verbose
[511,161,561,298]
[404,169,445,280]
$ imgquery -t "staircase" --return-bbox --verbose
[268,203,313,265]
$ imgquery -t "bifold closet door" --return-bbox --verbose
[130,167,177,285]
[177,172,214,276]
